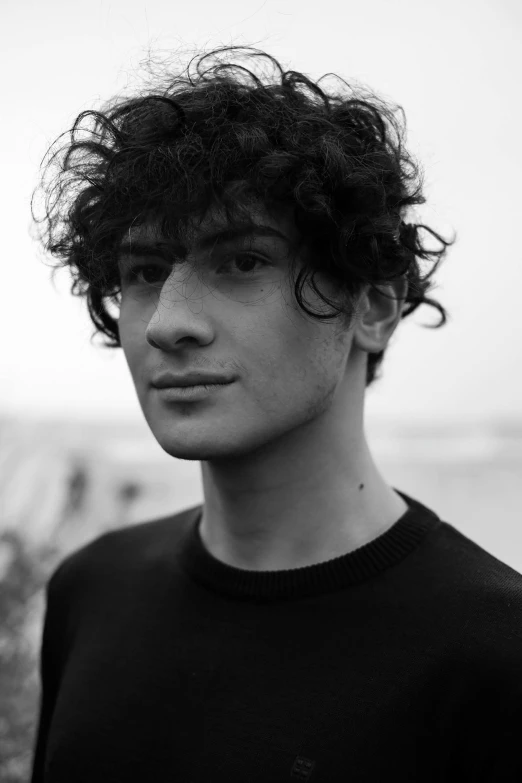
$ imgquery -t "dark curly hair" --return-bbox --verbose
[32,44,456,387]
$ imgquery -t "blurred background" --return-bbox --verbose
[1,0,521,779]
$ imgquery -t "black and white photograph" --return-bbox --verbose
[1,1,521,781]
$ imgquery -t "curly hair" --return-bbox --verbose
[32,44,456,387]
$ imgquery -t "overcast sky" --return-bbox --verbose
[1,0,520,426]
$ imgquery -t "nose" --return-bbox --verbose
[144,266,214,350]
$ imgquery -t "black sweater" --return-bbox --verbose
[31,489,522,782]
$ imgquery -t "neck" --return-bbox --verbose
[198,405,408,572]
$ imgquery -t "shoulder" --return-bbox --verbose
[435,520,522,609]
[46,504,201,603]
[430,521,522,685]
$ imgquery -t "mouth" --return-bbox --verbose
[153,381,234,402]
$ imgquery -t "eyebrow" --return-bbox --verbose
[116,225,290,258]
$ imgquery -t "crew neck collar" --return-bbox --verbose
[178,489,441,602]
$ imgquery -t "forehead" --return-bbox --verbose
[121,198,300,249]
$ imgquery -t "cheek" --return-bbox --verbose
[118,311,149,382]
[118,318,136,362]
[248,329,341,412]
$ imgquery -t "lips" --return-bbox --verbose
[153,380,234,403]
[151,372,235,388]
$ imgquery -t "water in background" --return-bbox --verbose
[1,413,522,782]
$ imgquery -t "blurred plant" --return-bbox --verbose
[0,530,59,783]
[62,462,89,517]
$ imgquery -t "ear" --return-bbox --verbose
[352,277,408,354]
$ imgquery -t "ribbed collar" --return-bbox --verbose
[178,489,441,602]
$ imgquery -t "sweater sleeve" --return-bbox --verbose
[30,560,70,783]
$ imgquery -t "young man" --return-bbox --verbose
[31,46,522,781]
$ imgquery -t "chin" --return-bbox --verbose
[147,425,235,462]
[148,420,276,463]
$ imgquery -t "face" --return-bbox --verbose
[117,198,359,462]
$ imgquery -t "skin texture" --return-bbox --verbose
[117,197,409,571]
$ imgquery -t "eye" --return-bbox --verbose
[123,263,167,286]
[215,253,269,276]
